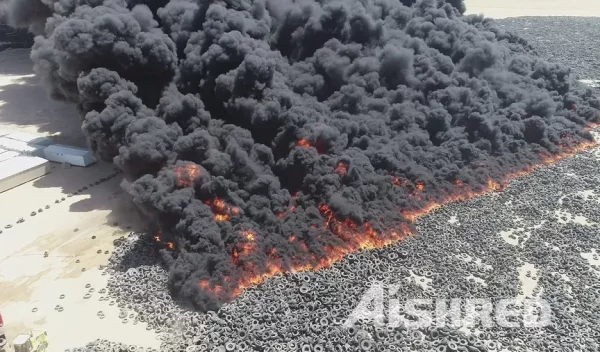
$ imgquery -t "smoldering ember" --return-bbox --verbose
[1,0,599,315]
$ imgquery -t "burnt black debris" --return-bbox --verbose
[2,0,600,310]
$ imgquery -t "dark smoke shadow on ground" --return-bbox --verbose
[0,42,32,52]
[113,233,163,270]
[27,161,146,235]
[0,49,36,75]
[109,232,200,313]
[70,190,149,234]
[0,63,84,146]
[0,51,142,235]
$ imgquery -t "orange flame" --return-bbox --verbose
[199,279,210,290]
[393,176,409,186]
[213,198,226,211]
[415,181,425,191]
[205,197,240,222]
[153,230,175,250]
[199,202,414,299]
[196,137,597,301]
[296,139,311,147]
[240,242,255,253]
[401,138,597,222]
[215,214,229,221]
[296,138,327,153]
[276,195,298,218]
[229,229,259,265]
[335,161,349,175]
[242,230,256,241]
[175,164,201,187]
[268,247,277,257]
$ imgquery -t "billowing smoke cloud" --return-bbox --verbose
[0,0,51,34]
[4,0,600,311]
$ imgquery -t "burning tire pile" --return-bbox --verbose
[1,0,600,351]
[496,17,600,86]
[85,142,600,352]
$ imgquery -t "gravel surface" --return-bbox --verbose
[63,17,600,352]
[496,17,600,81]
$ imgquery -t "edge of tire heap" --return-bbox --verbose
[72,17,600,352]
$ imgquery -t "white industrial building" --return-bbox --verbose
[0,131,96,193]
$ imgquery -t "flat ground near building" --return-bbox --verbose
[0,162,160,351]
[0,49,159,351]
[0,1,598,351]
[0,49,84,147]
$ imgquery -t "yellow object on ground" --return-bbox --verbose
[12,331,48,352]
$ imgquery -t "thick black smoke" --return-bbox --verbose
[0,0,51,34]
[5,0,600,311]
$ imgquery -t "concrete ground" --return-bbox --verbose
[0,161,159,351]
[0,49,83,147]
[0,1,597,350]
[0,49,158,351]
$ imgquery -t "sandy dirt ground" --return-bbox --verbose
[0,162,159,351]
[465,0,600,18]
[0,49,158,352]
[0,49,83,147]
[0,2,597,350]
